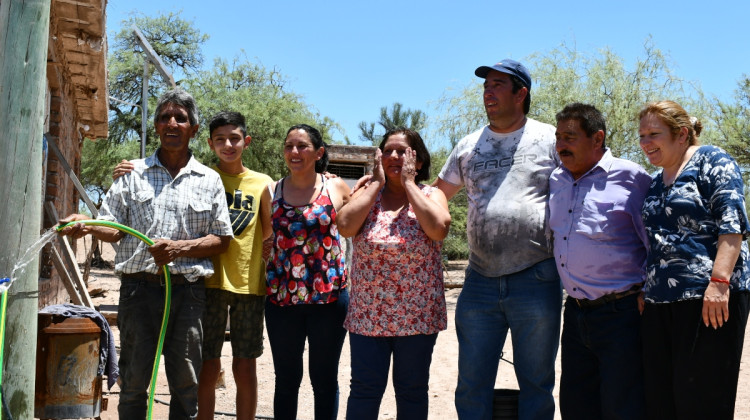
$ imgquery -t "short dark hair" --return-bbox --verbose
[209,111,247,137]
[555,103,607,148]
[378,127,431,183]
[509,75,531,115]
[154,88,199,126]
[286,124,328,173]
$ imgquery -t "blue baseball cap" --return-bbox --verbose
[475,59,532,89]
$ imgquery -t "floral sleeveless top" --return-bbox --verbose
[266,175,347,306]
[344,185,447,336]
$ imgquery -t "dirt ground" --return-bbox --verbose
[76,241,750,420]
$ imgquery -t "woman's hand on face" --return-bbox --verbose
[702,280,730,329]
[400,147,417,185]
[371,148,386,185]
[350,149,384,195]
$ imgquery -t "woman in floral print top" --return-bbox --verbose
[264,124,351,420]
[337,128,451,420]
[638,101,750,420]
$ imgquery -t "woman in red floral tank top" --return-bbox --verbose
[265,124,351,420]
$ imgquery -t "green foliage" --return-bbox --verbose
[80,138,144,206]
[527,39,704,169]
[108,11,209,146]
[358,102,427,145]
[707,76,750,184]
[434,84,485,148]
[435,38,705,170]
[81,11,209,198]
[429,147,469,259]
[432,38,717,260]
[82,12,338,200]
[185,55,334,181]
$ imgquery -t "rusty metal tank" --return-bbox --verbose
[35,313,102,419]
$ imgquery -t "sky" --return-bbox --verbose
[106,0,750,146]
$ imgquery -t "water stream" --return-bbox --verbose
[1,229,59,294]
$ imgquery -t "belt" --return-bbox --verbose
[570,286,641,309]
[121,272,197,285]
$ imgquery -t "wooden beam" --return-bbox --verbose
[45,202,95,308]
[45,133,98,217]
[49,246,85,306]
[55,0,96,8]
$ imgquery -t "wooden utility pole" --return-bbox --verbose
[0,0,51,417]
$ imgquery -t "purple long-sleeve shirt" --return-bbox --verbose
[549,149,651,300]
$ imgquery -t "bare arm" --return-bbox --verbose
[337,150,384,238]
[402,149,451,241]
[259,186,273,240]
[702,233,743,328]
[337,181,383,238]
[350,174,373,195]
[433,177,462,201]
[328,176,352,211]
[148,234,231,266]
[406,182,451,241]
[58,213,124,243]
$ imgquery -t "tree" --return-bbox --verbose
[185,55,340,181]
[108,11,208,145]
[358,102,426,145]
[429,148,469,260]
[79,12,208,195]
[527,40,705,169]
[432,39,710,259]
[436,38,705,169]
[80,138,141,206]
[81,12,339,196]
[708,76,750,186]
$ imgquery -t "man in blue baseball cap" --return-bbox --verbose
[435,59,562,419]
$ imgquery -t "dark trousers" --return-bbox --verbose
[118,278,205,420]
[641,292,750,420]
[346,332,438,420]
[560,293,645,420]
[265,290,348,420]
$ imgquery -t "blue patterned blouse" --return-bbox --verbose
[642,145,750,303]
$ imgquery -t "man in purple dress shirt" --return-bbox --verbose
[549,103,650,419]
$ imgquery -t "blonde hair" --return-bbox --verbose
[639,100,702,146]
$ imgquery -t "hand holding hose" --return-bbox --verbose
[58,214,94,239]
[148,239,182,266]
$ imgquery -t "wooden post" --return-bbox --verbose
[0,0,51,417]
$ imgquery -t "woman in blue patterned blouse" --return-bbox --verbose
[638,100,750,420]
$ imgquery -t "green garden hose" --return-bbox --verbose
[56,220,171,420]
[0,286,8,419]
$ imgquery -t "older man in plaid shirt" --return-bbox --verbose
[60,88,232,419]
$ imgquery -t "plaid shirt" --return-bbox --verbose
[99,150,233,281]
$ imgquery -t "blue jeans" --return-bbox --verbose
[118,278,206,420]
[346,333,438,420]
[560,293,645,420]
[265,290,349,420]
[455,258,562,420]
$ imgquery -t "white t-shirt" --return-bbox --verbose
[439,119,559,277]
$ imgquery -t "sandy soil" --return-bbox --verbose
[75,241,750,419]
